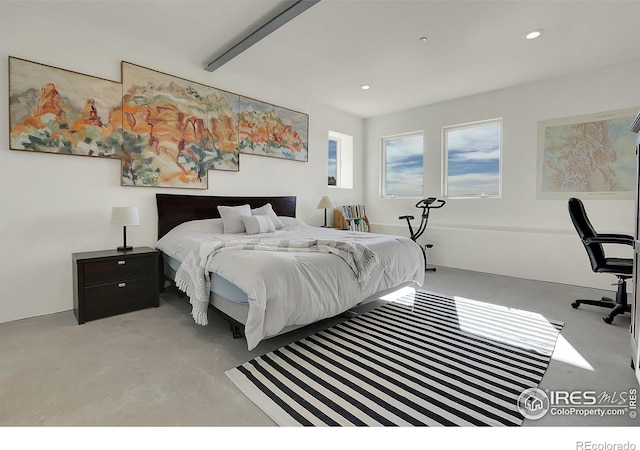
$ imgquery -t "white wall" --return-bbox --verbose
[365,58,640,291]
[0,3,364,323]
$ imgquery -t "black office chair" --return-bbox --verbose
[568,197,634,324]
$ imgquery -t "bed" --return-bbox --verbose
[155,193,425,350]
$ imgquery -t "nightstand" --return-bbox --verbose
[72,247,159,324]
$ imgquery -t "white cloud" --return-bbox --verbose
[449,149,500,161]
[385,135,423,164]
[446,123,500,159]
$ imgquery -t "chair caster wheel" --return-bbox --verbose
[603,316,613,324]
[571,302,579,309]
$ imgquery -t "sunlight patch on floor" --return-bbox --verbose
[451,295,594,371]
[382,288,595,371]
[452,295,561,356]
[380,286,416,304]
[550,333,594,371]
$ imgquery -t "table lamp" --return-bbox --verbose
[111,206,140,251]
[316,196,336,228]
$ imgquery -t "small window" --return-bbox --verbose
[328,131,353,189]
[443,119,502,198]
[328,138,339,186]
[381,132,424,197]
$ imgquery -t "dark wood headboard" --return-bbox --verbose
[156,194,297,239]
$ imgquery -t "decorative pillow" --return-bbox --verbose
[217,204,251,234]
[252,203,285,229]
[241,215,276,235]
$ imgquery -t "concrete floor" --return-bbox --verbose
[1,266,638,442]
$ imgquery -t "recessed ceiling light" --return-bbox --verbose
[419,36,428,43]
[361,84,371,90]
[524,29,544,40]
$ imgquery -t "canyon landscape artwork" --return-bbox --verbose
[8,57,123,158]
[8,57,309,189]
[121,62,241,189]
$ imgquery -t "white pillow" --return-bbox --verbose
[251,203,285,230]
[165,218,224,235]
[242,215,276,235]
[217,204,251,233]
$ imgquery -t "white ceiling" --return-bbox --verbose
[22,1,640,119]
[217,0,640,118]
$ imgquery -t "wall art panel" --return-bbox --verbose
[239,96,308,162]
[121,62,240,189]
[9,57,122,158]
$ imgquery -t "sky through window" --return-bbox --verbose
[383,133,423,197]
[445,121,501,197]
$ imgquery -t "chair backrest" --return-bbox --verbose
[568,197,605,272]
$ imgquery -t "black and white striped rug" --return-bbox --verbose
[226,290,563,426]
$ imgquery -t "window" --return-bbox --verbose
[381,132,424,197]
[328,131,353,189]
[443,119,501,198]
[328,137,339,186]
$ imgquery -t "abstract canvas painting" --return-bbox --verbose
[537,107,638,199]
[239,96,308,162]
[8,56,310,189]
[9,57,123,158]
[121,62,240,189]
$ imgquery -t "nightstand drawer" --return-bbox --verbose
[83,255,154,286]
[83,277,157,320]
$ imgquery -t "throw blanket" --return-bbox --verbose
[175,238,379,326]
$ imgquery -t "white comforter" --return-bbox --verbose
[156,217,424,350]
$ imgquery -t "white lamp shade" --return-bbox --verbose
[316,196,336,209]
[111,206,140,226]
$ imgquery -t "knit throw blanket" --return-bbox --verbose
[174,238,380,326]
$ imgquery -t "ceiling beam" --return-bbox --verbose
[205,0,321,72]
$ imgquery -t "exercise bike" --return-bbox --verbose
[399,198,446,271]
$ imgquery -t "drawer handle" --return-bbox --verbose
[117,260,126,265]
[118,283,126,288]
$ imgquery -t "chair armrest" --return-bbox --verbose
[597,233,634,240]
[399,215,414,220]
[585,234,635,246]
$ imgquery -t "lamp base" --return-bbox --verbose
[117,246,133,252]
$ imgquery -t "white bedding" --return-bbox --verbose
[156,217,425,350]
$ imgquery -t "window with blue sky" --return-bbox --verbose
[328,138,338,186]
[444,119,501,198]
[328,131,353,189]
[382,133,424,197]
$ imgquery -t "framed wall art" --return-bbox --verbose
[536,107,638,200]
[8,56,310,189]
[121,62,240,189]
[239,96,308,162]
[9,57,123,158]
